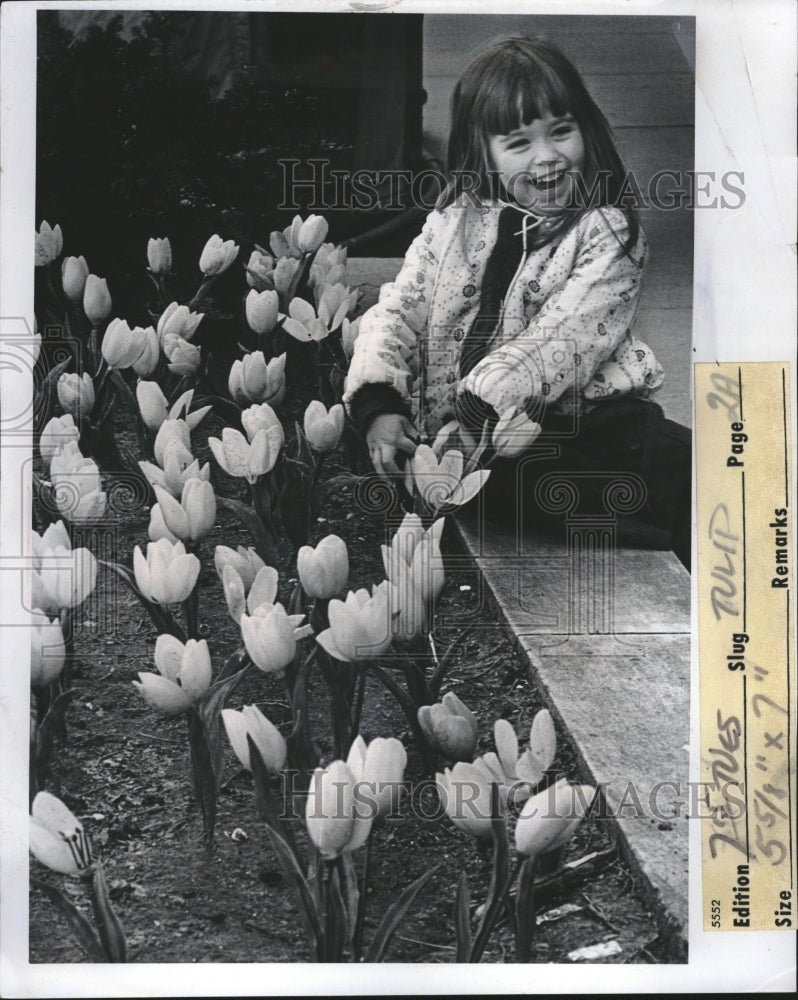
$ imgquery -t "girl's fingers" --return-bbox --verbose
[395,433,418,456]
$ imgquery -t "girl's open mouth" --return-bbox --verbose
[531,170,566,193]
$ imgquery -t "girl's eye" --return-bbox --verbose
[552,125,575,139]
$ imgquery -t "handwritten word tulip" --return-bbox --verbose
[492,406,542,458]
[133,538,200,606]
[157,302,204,344]
[418,691,478,761]
[245,289,279,335]
[61,255,89,302]
[35,221,63,266]
[514,780,596,858]
[222,705,287,773]
[147,237,172,275]
[297,534,349,599]
[30,610,66,687]
[410,445,491,511]
[57,372,95,421]
[83,275,112,325]
[240,602,305,674]
[30,791,92,875]
[199,234,239,277]
[134,635,212,715]
[315,587,393,662]
[303,400,344,452]
[228,351,286,407]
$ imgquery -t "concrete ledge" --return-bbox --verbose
[454,512,690,956]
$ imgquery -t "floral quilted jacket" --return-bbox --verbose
[343,200,665,438]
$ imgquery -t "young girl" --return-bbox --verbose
[343,35,691,569]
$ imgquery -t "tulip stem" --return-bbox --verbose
[350,668,366,742]
[352,836,371,962]
[182,582,200,640]
[369,663,436,778]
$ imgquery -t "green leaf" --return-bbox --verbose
[340,851,360,948]
[263,824,324,961]
[98,560,186,641]
[324,862,347,962]
[468,784,511,963]
[89,862,128,962]
[34,355,73,435]
[514,856,538,963]
[186,706,219,846]
[454,871,471,963]
[362,864,439,963]
[248,736,298,858]
[31,876,107,962]
[217,496,279,567]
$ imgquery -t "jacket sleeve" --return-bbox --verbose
[458,208,660,415]
[343,208,449,417]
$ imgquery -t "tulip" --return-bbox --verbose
[494,710,556,797]
[157,302,204,344]
[270,215,304,259]
[245,249,274,290]
[133,538,201,605]
[272,256,300,296]
[297,214,329,254]
[39,414,80,465]
[372,577,426,645]
[61,255,89,302]
[410,445,491,511]
[83,275,112,325]
[240,401,282,445]
[222,705,287,773]
[31,539,97,614]
[214,545,266,591]
[340,317,360,359]
[303,400,344,452]
[228,351,286,407]
[147,237,172,275]
[131,326,160,377]
[436,761,497,840]
[153,419,191,467]
[101,318,144,370]
[136,383,209,435]
[245,289,279,335]
[382,515,445,608]
[30,791,92,875]
[140,441,210,499]
[150,480,216,545]
[35,222,63,267]
[240,602,306,674]
[309,243,347,289]
[30,610,66,687]
[346,734,407,821]
[208,426,281,484]
[514,779,596,858]
[199,234,239,277]
[297,534,349,599]
[492,406,541,458]
[57,372,95,421]
[134,635,212,715]
[315,587,393,662]
[418,691,478,761]
[305,759,372,859]
[31,520,72,563]
[316,282,358,331]
[222,563,279,622]
[50,442,107,523]
[163,332,202,377]
[281,297,329,343]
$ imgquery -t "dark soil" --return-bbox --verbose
[29,411,674,966]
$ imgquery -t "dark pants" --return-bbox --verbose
[480,398,692,570]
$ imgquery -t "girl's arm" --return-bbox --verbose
[458,208,662,418]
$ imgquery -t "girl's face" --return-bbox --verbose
[487,112,586,214]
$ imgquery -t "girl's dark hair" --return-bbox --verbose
[438,35,639,256]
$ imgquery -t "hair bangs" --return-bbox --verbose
[477,53,574,137]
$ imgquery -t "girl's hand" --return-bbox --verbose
[366,413,419,480]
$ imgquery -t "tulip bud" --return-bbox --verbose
[50,442,107,523]
[272,257,300,297]
[492,406,541,458]
[297,534,349,599]
[514,780,596,859]
[305,760,373,859]
[436,761,497,840]
[240,603,303,674]
[317,283,358,331]
[240,402,283,444]
[245,250,274,290]
[153,418,191,467]
[133,538,201,606]
[83,275,112,325]
[31,540,98,614]
[209,426,281,484]
[199,234,239,277]
[30,610,66,687]
[147,237,172,275]
[245,289,279,335]
[61,255,89,302]
[222,705,287,773]
[131,326,160,377]
[163,333,202,376]
[151,479,216,545]
[418,691,478,761]
[303,400,344,453]
[297,214,329,254]
[157,302,204,344]
[134,635,212,715]
[214,545,266,591]
[315,587,393,662]
[39,414,80,465]
[228,351,286,408]
[101,318,142,370]
[346,735,407,821]
[57,372,95,421]
[35,222,63,267]
[30,791,92,875]
[341,317,360,359]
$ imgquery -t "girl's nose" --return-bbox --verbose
[529,138,558,165]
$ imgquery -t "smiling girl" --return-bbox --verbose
[344,35,691,568]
